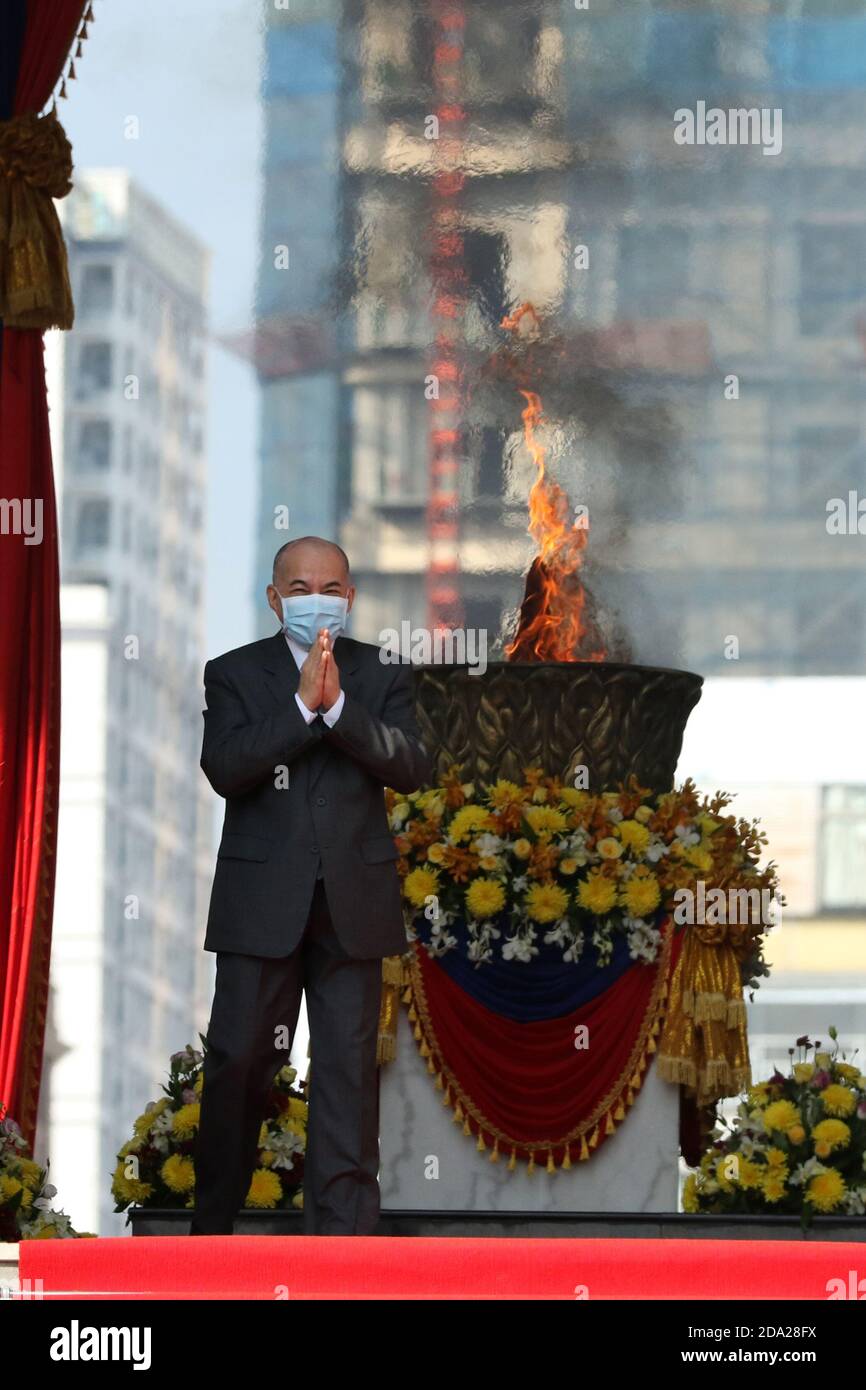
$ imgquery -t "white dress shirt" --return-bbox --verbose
[286,632,345,727]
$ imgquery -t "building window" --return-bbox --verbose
[798,224,866,337]
[79,264,114,316]
[76,419,112,471]
[76,342,113,399]
[617,224,691,319]
[75,499,110,552]
[820,786,866,910]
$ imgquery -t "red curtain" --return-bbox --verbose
[0,0,86,1148]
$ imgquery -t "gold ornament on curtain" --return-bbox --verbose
[0,106,75,330]
[656,921,752,1104]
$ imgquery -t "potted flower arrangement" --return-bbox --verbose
[683,1028,866,1225]
[0,1110,92,1240]
[114,1042,307,1230]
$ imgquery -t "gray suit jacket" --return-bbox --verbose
[200,630,433,958]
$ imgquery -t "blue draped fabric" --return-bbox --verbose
[412,913,643,1022]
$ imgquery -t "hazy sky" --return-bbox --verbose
[60,0,265,655]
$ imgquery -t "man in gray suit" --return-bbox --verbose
[190,536,433,1235]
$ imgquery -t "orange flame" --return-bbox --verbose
[502,304,606,663]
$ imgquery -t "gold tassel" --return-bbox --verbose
[68,60,76,81]
[507,1147,517,1171]
[588,1125,600,1150]
[489,1137,500,1163]
[579,1134,590,1160]
[407,1003,418,1022]
[546,1149,556,1174]
[476,1129,486,1152]
[59,80,68,99]
[526,1150,536,1175]
[426,1055,436,1074]
[614,1099,626,1121]
[434,1069,444,1090]
[453,1101,463,1123]
[605,1110,616,1135]
[442,1085,451,1105]
[561,1145,572,1170]
[463,1116,471,1136]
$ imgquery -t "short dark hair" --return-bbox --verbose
[272,536,350,584]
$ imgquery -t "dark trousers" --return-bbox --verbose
[190,877,383,1235]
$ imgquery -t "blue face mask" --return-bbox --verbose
[280,593,349,648]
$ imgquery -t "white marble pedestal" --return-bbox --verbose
[380,1004,680,1213]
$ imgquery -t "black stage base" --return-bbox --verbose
[128,1208,866,1241]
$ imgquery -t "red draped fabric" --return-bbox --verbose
[0,0,86,1147]
[408,918,683,1167]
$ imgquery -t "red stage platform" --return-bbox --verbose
[17,1235,862,1300]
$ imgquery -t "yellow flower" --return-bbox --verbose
[415,789,445,816]
[577,874,618,915]
[403,866,440,908]
[617,819,651,854]
[512,838,532,860]
[466,878,506,920]
[596,837,623,860]
[787,1124,806,1145]
[619,871,661,918]
[737,1159,763,1190]
[761,1099,801,1134]
[531,784,549,803]
[560,858,578,875]
[834,1062,859,1081]
[132,1097,170,1136]
[815,1052,832,1069]
[560,787,590,808]
[110,1161,153,1205]
[684,846,713,873]
[488,779,525,808]
[292,1189,304,1209]
[820,1084,856,1118]
[811,1119,850,1152]
[478,855,500,871]
[525,882,569,924]
[633,804,653,824]
[426,842,447,864]
[696,813,721,836]
[0,1175,23,1204]
[245,1167,283,1209]
[793,1062,815,1083]
[161,1154,195,1194]
[765,1147,788,1169]
[806,1169,846,1213]
[524,805,568,839]
[449,805,494,843]
[17,1159,43,1191]
[287,1097,307,1119]
[748,1082,773,1107]
[171,1103,200,1139]
[762,1171,787,1203]
[194,1071,204,1096]
[682,1173,699,1212]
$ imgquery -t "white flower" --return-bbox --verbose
[474,831,504,856]
[673,823,700,847]
[502,931,539,963]
[645,840,669,863]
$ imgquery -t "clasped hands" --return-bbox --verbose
[298,628,341,714]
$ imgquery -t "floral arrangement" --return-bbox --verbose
[111,1041,307,1216]
[683,1029,866,1222]
[0,1109,93,1240]
[387,764,781,984]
